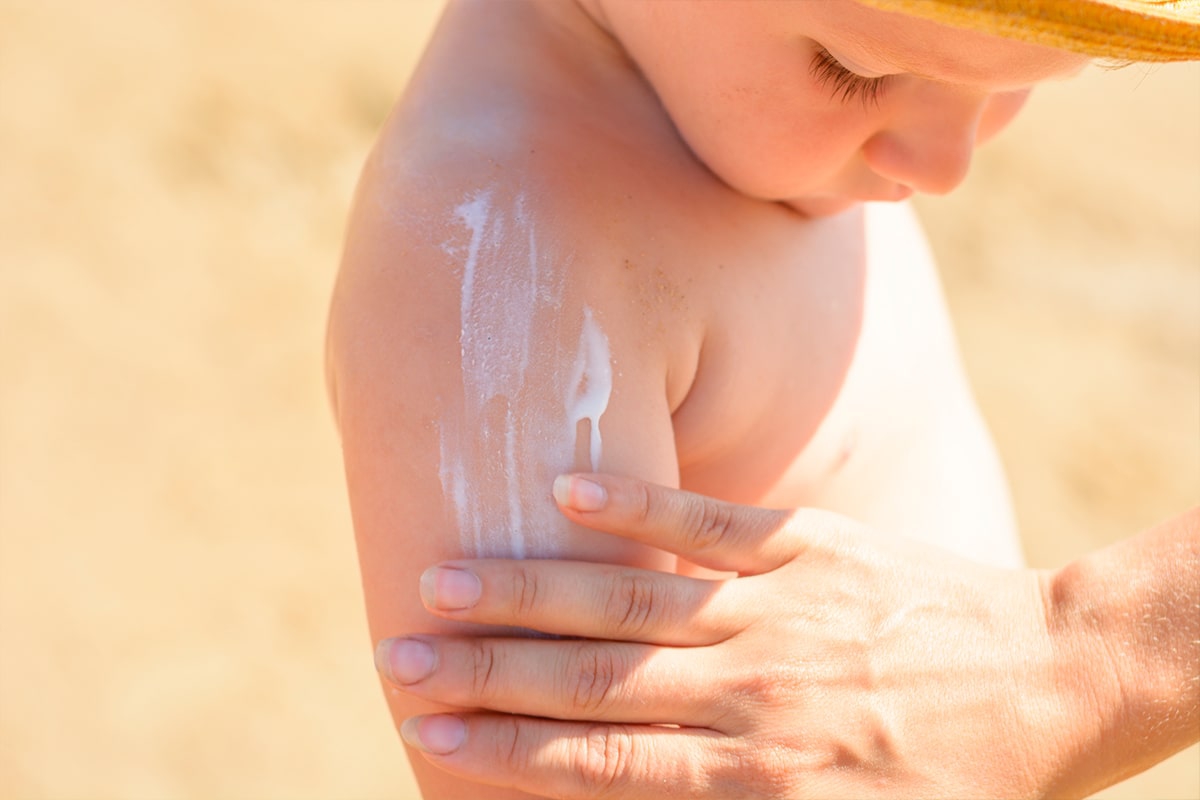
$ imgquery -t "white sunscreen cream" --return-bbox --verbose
[437,187,611,558]
[566,306,612,471]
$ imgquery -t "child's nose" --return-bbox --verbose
[861,91,989,196]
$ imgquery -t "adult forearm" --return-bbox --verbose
[1043,508,1200,798]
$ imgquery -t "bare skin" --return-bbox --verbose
[383,476,1200,799]
[319,1,1176,797]
[386,479,1200,796]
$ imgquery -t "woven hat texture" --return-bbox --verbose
[857,0,1200,61]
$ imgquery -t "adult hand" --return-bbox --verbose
[375,473,1091,799]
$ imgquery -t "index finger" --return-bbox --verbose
[552,473,800,574]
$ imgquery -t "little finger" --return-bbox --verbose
[402,712,733,800]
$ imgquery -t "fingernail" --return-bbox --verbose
[420,566,481,610]
[401,715,467,755]
[554,474,607,512]
[374,638,436,684]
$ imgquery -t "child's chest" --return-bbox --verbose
[667,205,872,505]
[667,203,1017,559]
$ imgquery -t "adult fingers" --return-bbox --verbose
[553,473,800,575]
[376,635,727,728]
[401,712,732,800]
[419,560,741,645]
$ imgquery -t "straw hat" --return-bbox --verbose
[856,0,1200,61]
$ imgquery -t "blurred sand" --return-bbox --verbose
[0,2,1195,798]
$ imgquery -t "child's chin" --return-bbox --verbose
[786,195,863,218]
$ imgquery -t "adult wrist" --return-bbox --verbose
[1035,560,1128,798]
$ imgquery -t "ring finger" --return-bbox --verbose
[376,634,730,728]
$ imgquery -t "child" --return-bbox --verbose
[326,1,1200,797]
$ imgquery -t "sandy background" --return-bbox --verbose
[0,2,1195,798]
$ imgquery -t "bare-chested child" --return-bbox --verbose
[326,1,1199,797]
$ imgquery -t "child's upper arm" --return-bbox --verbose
[326,154,681,798]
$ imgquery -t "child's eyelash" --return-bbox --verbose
[810,47,888,108]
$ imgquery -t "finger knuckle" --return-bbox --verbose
[510,565,540,619]
[468,640,500,702]
[727,662,803,712]
[566,644,622,716]
[682,496,738,554]
[736,744,799,799]
[631,482,654,527]
[603,574,659,639]
[492,715,533,776]
[740,673,783,708]
[573,725,636,797]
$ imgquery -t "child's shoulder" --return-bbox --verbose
[341,38,726,408]
[365,0,777,257]
[351,45,747,368]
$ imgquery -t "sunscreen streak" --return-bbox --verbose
[567,306,613,471]
[438,186,609,558]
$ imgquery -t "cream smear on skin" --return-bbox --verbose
[438,186,612,558]
[567,306,612,472]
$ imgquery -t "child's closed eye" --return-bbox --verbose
[810,46,889,108]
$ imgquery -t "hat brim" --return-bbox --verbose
[856,0,1200,62]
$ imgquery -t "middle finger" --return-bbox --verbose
[420,559,742,645]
